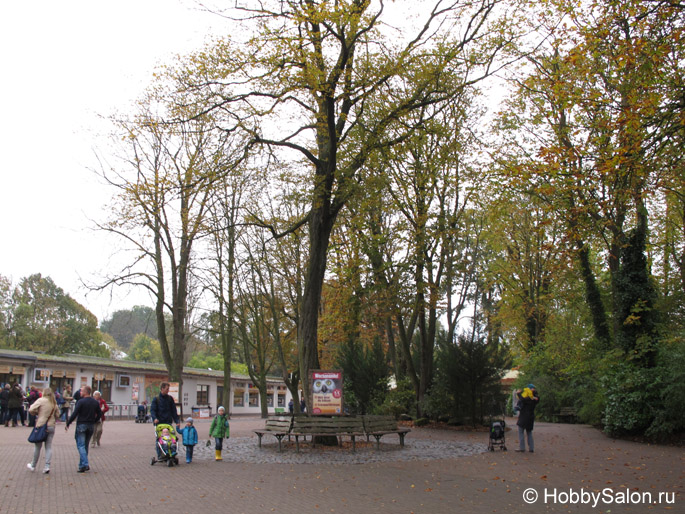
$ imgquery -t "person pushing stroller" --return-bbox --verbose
[149,382,180,459]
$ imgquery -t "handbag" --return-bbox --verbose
[28,424,48,443]
[28,407,54,443]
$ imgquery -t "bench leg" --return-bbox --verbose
[295,435,300,453]
[275,435,283,453]
[399,433,405,447]
[351,436,356,452]
[373,435,382,451]
[257,434,263,448]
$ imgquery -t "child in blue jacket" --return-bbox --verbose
[180,417,199,463]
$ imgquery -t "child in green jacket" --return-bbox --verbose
[209,406,230,461]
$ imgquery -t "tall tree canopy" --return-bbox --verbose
[0,274,108,357]
[174,0,521,404]
[99,305,158,349]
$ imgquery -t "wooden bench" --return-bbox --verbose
[363,415,411,450]
[254,416,293,452]
[554,407,578,424]
[290,416,366,452]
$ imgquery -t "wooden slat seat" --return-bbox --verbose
[290,416,365,452]
[253,416,293,452]
[362,415,411,451]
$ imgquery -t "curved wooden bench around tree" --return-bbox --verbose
[362,415,411,451]
[290,416,366,452]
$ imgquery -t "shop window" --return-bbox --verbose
[233,390,244,407]
[278,394,286,407]
[249,391,259,407]
[91,379,112,402]
[33,368,51,383]
[197,384,209,405]
[50,378,73,396]
[117,375,131,388]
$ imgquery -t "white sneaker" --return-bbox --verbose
[43,467,50,474]
[27,463,35,472]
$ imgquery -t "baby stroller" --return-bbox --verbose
[151,424,180,467]
[488,418,507,451]
[136,404,151,423]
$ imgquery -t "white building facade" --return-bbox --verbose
[0,349,292,418]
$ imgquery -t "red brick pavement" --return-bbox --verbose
[0,416,682,513]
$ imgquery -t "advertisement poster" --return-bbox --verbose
[145,376,179,404]
[311,370,343,415]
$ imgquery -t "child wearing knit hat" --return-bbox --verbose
[209,406,230,461]
[180,416,198,463]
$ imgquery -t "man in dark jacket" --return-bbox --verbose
[65,385,102,472]
[515,384,539,453]
[0,384,9,425]
[150,382,180,427]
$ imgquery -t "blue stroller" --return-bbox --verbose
[136,404,151,423]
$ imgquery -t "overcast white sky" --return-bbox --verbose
[0,0,223,322]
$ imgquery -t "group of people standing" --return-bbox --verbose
[149,382,229,463]
[150,382,240,463]
[0,383,78,427]
[10,380,228,473]
[1,383,111,474]
[0,382,28,426]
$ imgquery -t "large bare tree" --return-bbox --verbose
[96,92,244,400]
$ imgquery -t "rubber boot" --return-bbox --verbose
[215,450,222,461]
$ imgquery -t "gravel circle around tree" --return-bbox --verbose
[183,437,488,465]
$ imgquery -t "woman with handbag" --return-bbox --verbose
[27,387,59,474]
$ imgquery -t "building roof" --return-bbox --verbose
[0,348,282,383]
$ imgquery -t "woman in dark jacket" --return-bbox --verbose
[516,384,539,452]
[6,383,25,427]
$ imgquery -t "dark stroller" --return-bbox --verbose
[488,419,507,451]
[151,424,180,467]
[136,404,151,423]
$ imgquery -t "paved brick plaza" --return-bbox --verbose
[0,416,681,513]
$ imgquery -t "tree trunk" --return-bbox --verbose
[298,201,337,409]
[576,243,611,349]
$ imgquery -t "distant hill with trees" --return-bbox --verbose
[99,306,158,350]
